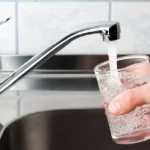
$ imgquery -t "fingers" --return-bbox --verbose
[102,63,150,115]
[125,63,150,76]
[108,82,150,116]
[101,101,105,108]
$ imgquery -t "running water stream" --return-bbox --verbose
[107,41,120,84]
[107,41,118,71]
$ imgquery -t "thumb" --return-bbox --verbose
[108,82,150,116]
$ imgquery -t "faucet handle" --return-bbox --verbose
[0,17,11,31]
[0,18,11,32]
[0,17,11,26]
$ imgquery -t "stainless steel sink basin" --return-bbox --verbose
[0,109,150,150]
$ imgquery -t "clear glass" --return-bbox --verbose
[94,55,150,144]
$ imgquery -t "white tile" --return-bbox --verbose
[20,91,102,115]
[112,2,150,54]
[0,2,16,55]
[19,2,109,55]
[0,97,19,125]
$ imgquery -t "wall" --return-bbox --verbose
[0,0,150,125]
[1,1,150,55]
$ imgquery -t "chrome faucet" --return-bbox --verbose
[0,21,121,94]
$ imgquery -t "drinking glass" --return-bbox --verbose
[94,55,150,144]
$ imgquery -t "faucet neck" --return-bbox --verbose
[0,21,121,94]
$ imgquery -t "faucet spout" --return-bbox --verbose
[0,21,121,94]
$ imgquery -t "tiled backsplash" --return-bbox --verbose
[0,3,16,54]
[0,1,150,55]
[112,2,150,54]
[18,2,108,54]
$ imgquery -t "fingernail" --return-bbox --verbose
[109,101,121,114]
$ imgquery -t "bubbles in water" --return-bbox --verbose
[104,40,150,138]
[106,103,150,136]
[100,73,150,137]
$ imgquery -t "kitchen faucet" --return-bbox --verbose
[0,20,121,94]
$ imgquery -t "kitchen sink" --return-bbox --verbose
[0,55,149,149]
[0,109,150,150]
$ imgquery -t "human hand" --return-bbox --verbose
[108,63,150,116]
